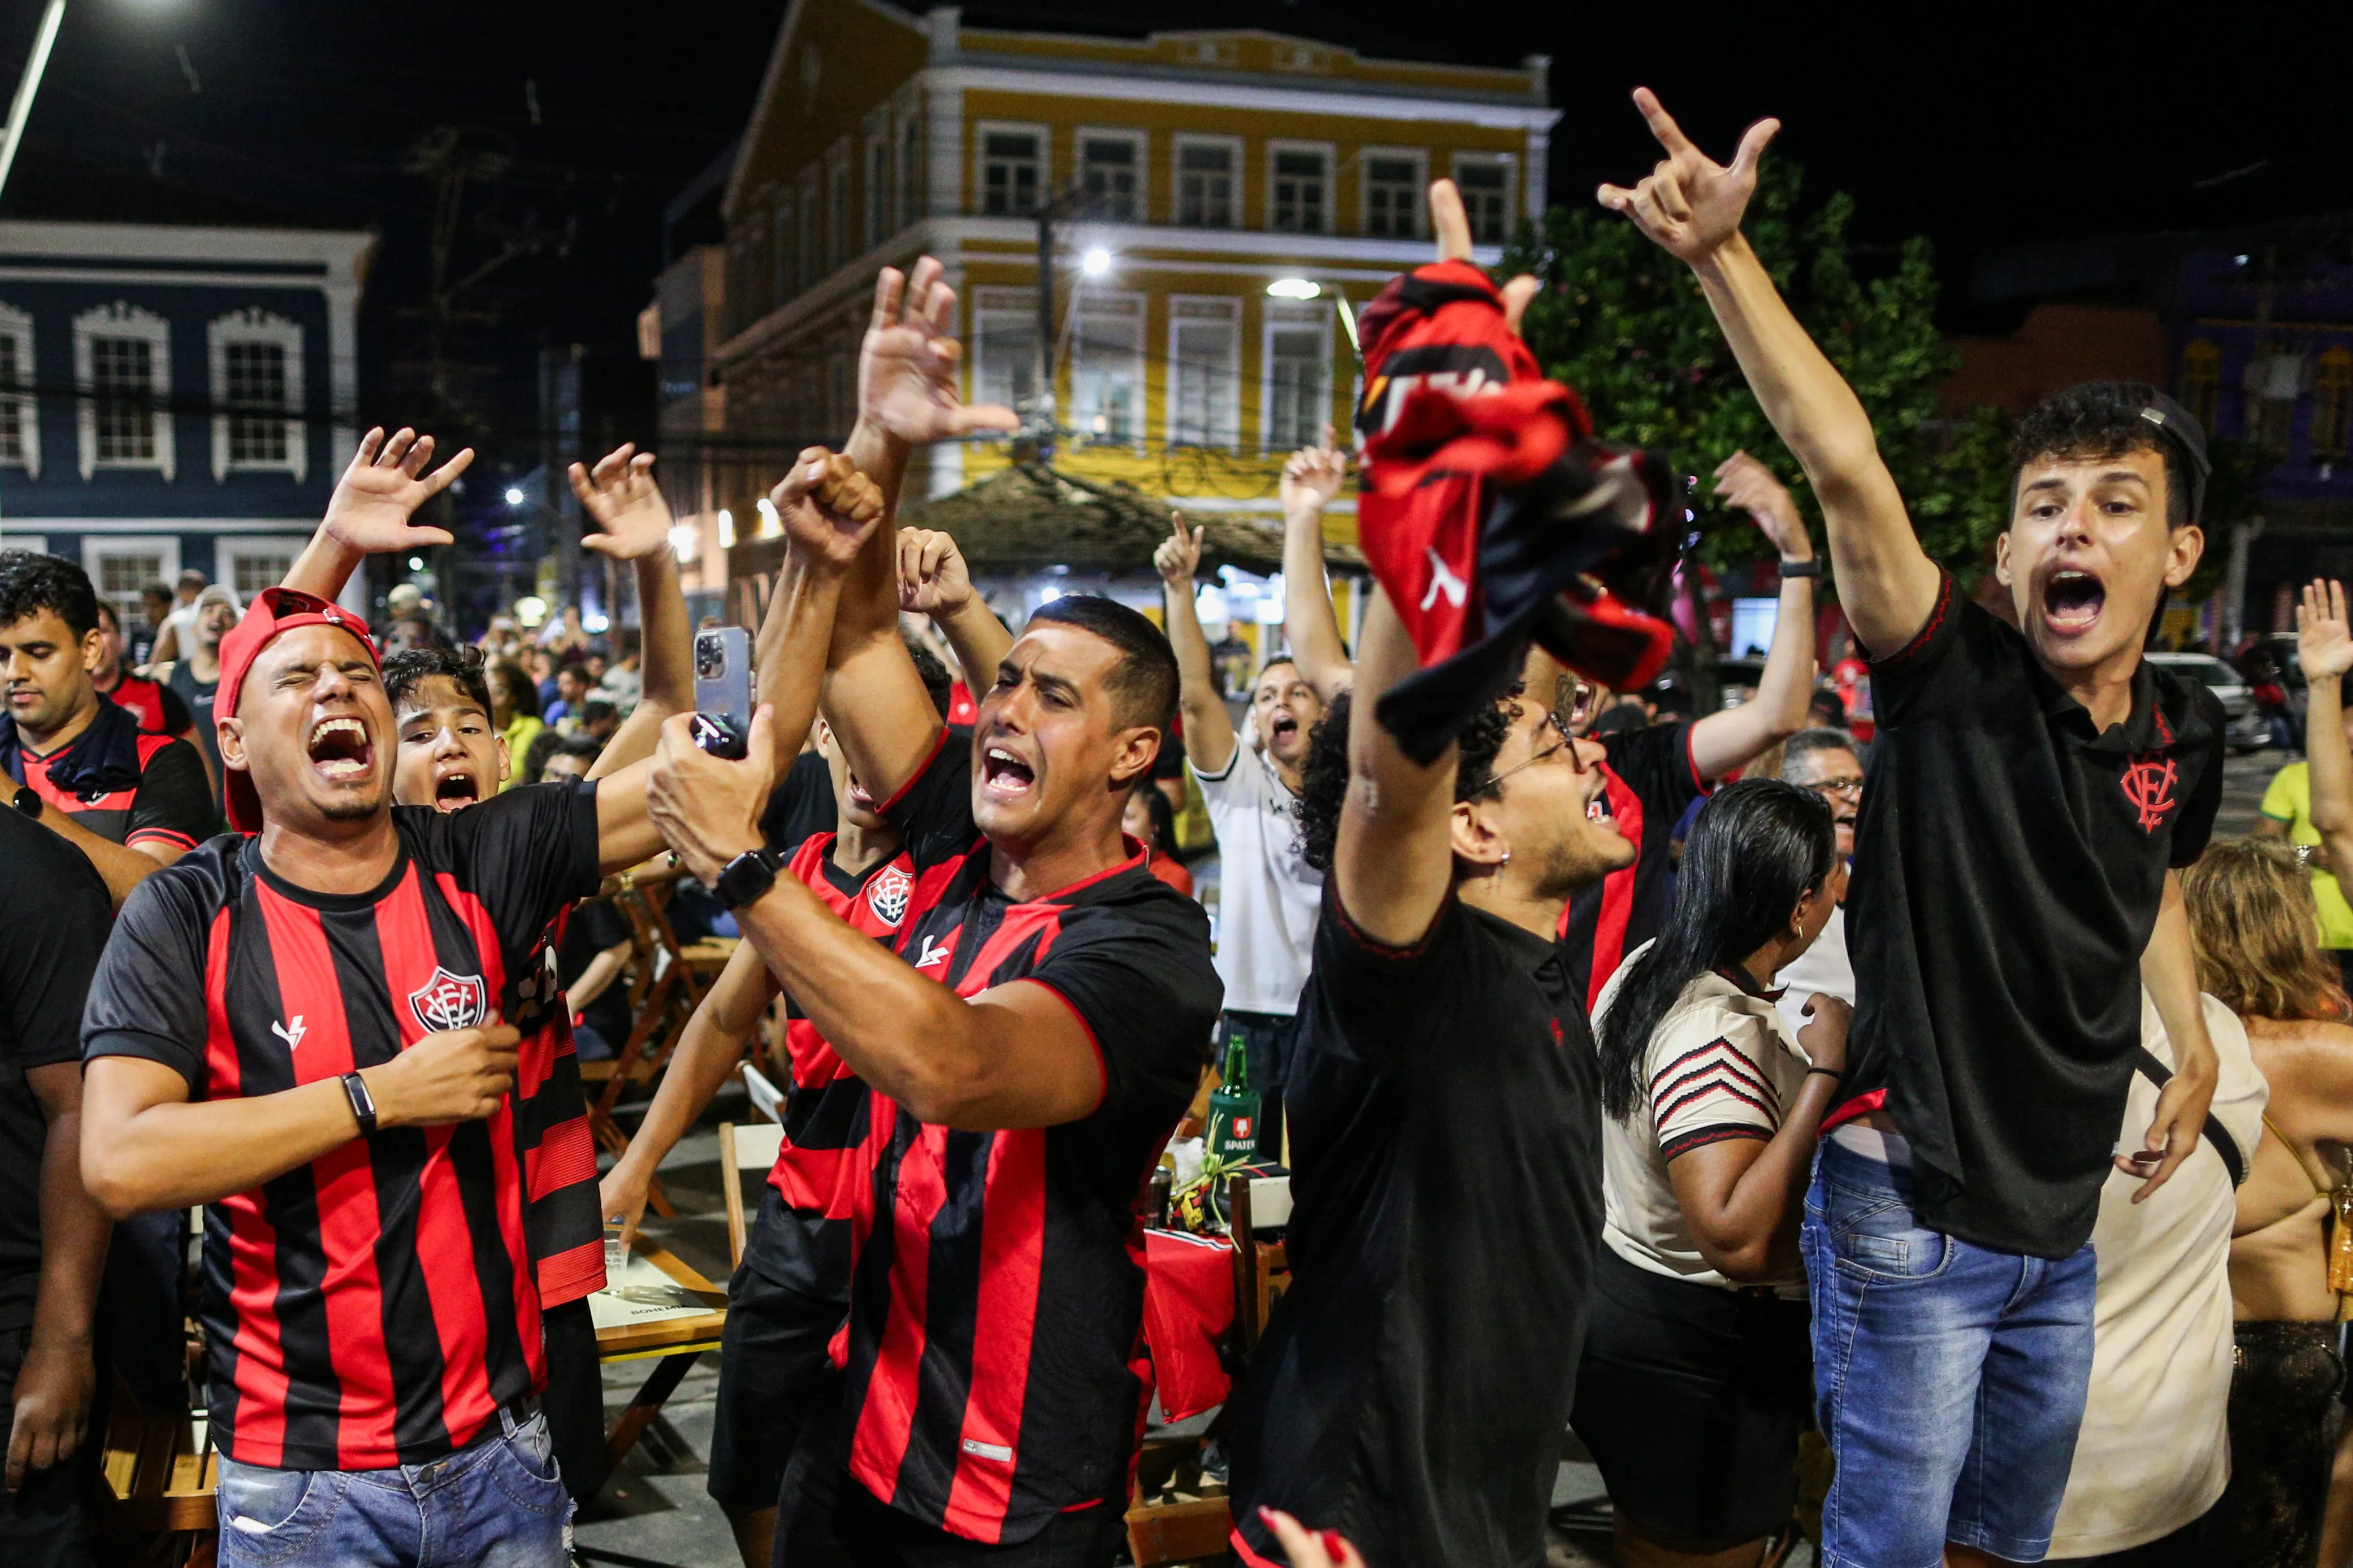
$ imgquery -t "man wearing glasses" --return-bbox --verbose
[1556,450,1822,1011]
[1774,729,1865,1043]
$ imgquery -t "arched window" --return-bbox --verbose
[2314,346,2352,462]
[2181,338,2221,433]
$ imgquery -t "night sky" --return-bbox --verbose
[5,0,2348,491]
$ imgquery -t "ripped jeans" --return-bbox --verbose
[213,1407,572,1568]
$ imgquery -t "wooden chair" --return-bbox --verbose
[717,1118,787,1270]
[1124,1175,1292,1567]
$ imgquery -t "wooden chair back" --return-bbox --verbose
[718,1118,787,1270]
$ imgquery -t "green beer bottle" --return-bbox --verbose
[1205,1030,1261,1168]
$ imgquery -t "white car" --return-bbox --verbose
[2144,652,2274,754]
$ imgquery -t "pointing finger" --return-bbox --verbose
[1429,179,1472,262]
[1631,86,1696,158]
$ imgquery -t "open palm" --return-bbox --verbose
[322,427,469,553]
[2300,579,2353,682]
[860,258,1019,448]
[568,445,674,561]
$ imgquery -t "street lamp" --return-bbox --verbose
[1267,277,1360,357]
[504,486,526,507]
[1080,247,1112,279]
[0,0,68,204]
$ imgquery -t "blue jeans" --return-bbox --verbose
[1803,1139,2098,1567]
[214,1409,571,1567]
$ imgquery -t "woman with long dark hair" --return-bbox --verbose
[1574,778,1845,1568]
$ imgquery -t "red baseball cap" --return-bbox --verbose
[215,587,380,833]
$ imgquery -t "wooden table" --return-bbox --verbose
[591,1239,728,1469]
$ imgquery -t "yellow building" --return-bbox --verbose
[655,1,1557,628]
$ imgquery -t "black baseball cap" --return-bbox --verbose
[2135,390,2211,525]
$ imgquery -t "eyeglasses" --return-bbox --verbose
[1806,777,1864,800]
[1485,711,1577,791]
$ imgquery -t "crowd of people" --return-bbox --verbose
[2,85,2353,1568]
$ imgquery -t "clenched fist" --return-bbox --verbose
[363,1024,521,1129]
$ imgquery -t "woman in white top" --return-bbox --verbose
[1575,778,1849,1568]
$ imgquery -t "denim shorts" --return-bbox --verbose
[215,1409,571,1568]
[1802,1138,2097,1567]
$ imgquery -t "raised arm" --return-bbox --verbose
[1598,90,1939,658]
[564,445,694,779]
[2298,580,2353,876]
[280,427,470,601]
[1688,450,1817,779]
[896,527,1012,700]
[1279,429,1355,701]
[824,260,1017,805]
[1336,588,1458,946]
[1152,512,1237,776]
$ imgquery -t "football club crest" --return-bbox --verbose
[409,967,489,1033]
[866,864,913,928]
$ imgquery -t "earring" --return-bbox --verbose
[1500,850,1512,867]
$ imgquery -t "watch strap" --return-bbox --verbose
[714,847,784,911]
[1778,557,1821,579]
[341,1071,378,1137]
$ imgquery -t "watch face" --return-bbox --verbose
[13,786,38,819]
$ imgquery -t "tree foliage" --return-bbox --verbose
[1501,161,2012,591]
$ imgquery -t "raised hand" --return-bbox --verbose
[773,446,886,574]
[896,527,974,616]
[1596,87,1779,264]
[321,427,470,554]
[1280,425,1350,516]
[648,706,778,886]
[1427,181,1537,333]
[567,444,674,561]
[859,258,1020,448]
[1154,511,1204,589]
[2299,579,2353,683]
[1713,450,1811,561]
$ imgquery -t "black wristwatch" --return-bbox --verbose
[712,846,785,911]
[1779,557,1821,579]
[341,1071,378,1137]
[12,785,40,820]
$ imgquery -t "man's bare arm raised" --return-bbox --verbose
[1597,89,1940,657]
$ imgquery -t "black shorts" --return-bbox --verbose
[1570,1246,1812,1545]
[708,1257,845,1510]
[775,1456,1126,1568]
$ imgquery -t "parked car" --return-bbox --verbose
[2146,651,2274,753]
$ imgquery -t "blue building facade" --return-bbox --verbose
[0,219,374,619]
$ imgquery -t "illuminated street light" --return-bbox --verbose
[668,523,697,561]
[717,508,735,549]
[406,555,424,572]
[1267,277,1321,300]
[1080,247,1112,279]
[504,487,526,507]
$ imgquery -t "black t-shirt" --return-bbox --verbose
[1228,889,1604,1568]
[166,662,224,812]
[0,813,110,1331]
[1841,576,2225,1257]
[1557,719,1708,1010]
[557,896,635,1050]
[832,731,1222,1545]
[759,749,835,852]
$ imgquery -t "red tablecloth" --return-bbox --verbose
[1142,1228,1236,1421]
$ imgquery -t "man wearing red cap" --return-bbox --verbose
[68,445,708,1565]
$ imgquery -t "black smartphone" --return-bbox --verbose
[691,627,753,760]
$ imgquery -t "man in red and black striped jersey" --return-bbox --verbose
[644,271,1221,1567]
[73,455,703,1566]
[92,598,194,739]
[603,634,977,1568]
[0,553,215,909]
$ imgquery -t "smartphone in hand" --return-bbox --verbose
[691,627,753,760]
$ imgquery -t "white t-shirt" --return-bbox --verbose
[1773,902,1853,1041]
[2048,990,2267,1558]
[1593,940,1814,1297]
[1191,739,1321,1016]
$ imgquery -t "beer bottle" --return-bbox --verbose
[1205,1030,1261,1168]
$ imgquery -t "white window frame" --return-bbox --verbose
[217,534,312,600]
[1074,127,1146,224]
[969,285,1039,415]
[1359,146,1427,241]
[1172,134,1243,230]
[1068,289,1146,451]
[974,119,1048,218]
[1165,294,1241,451]
[1266,140,1335,235]
[863,110,892,250]
[1450,152,1517,245]
[0,301,39,478]
[826,139,853,270]
[207,309,306,483]
[1261,299,1334,454]
[81,536,180,627]
[74,302,172,481]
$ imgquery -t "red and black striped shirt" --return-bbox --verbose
[20,727,215,854]
[742,832,913,1301]
[98,672,192,737]
[83,781,602,1471]
[837,734,1221,1545]
[509,904,606,1308]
